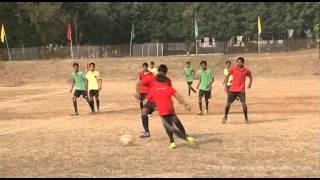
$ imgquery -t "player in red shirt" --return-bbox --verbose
[146,65,195,149]
[136,62,154,110]
[135,64,172,138]
[222,57,253,124]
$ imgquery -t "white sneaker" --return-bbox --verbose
[204,110,208,115]
[197,111,203,115]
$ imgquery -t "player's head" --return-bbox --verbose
[225,60,231,68]
[156,74,168,83]
[73,63,79,72]
[142,62,148,71]
[158,64,168,76]
[186,61,190,68]
[237,57,245,68]
[200,61,207,69]
[150,61,155,68]
[89,62,95,71]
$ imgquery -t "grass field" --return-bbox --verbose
[0,49,319,177]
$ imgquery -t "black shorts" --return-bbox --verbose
[89,90,99,97]
[74,90,88,98]
[140,93,147,101]
[227,92,246,103]
[187,81,193,86]
[143,101,156,114]
[199,89,211,99]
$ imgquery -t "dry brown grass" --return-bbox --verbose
[0,49,319,177]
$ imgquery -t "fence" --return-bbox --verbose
[0,38,317,61]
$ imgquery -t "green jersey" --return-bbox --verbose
[71,71,86,90]
[184,67,194,82]
[198,69,214,91]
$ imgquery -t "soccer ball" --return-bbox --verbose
[120,134,135,145]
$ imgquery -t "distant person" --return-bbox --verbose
[223,60,239,103]
[196,61,214,115]
[69,63,94,116]
[137,62,154,110]
[146,64,195,149]
[183,61,197,97]
[148,61,158,75]
[222,57,253,124]
[86,62,102,114]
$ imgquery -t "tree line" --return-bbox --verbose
[0,2,318,47]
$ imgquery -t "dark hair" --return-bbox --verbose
[150,61,155,65]
[186,61,190,65]
[142,62,148,67]
[158,64,168,73]
[237,57,244,63]
[89,62,95,67]
[73,63,79,67]
[226,60,231,64]
[200,61,207,65]
[156,74,168,82]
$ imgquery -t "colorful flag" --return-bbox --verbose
[194,15,199,38]
[1,24,5,43]
[67,23,72,42]
[258,16,262,35]
[131,22,135,40]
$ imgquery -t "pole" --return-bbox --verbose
[5,35,11,61]
[258,34,260,53]
[70,40,74,59]
[75,22,78,58]
[195,39,198,55]
[130,35,132,57]
[156,42,159,57]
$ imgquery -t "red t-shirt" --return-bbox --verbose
[146,82,176,116]
[229,66,252,92]
[139,71,154,93]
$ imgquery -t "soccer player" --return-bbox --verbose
[135,64,172,138]
[148,61,158,75]
[146,65,195,149]
[136,62,154,110]
[85,62,102,113]
[70,63,94,115]
[196,61,214,115]
[183,61,197,97]
[222,57,253,124]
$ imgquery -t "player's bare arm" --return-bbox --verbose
[98,79,102,90]
[70,79,75,93]
[134,80,141,100]
[247,74,253,89]
[174,92,191,111]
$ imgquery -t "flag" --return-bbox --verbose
[258,16,262,35]
[194,15,199,38]
[131,22,135,41]
[67,23,72,42]
[1,24,5,43]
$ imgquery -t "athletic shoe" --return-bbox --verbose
[168,142,177,149]
[139,132,150,138]
[245,119,249,124]
[186,136,195,145]
[71,112,79,116]
[90,111,96,115]
[204,110,208,115]
[222,117,227,124]
[197,111,203,115]
[148,114,152,118]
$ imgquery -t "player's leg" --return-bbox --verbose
[189,82,197,94]
[238,92,248,123]
[82,91,94,112]
[161,115,176,148]
[139,93,146,110]
[198,90,204,114]
[89,90,95,113]
[94,90,100,112]
[72,90,80,115]
[140,101,155,138]
[222,92,238,123]
[204,90,211,114]
[187,82,191,96]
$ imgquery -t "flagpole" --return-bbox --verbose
[258,34,260,53]
[70,40,73,59]
[129,34,132,57]
[5,35,11,61]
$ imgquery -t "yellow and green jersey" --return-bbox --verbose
[71,71,86,90]
[198,69,214,91]
[184,67,194,82]
[86,70,101,90]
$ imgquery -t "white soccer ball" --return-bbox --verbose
[120,134,135,145]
